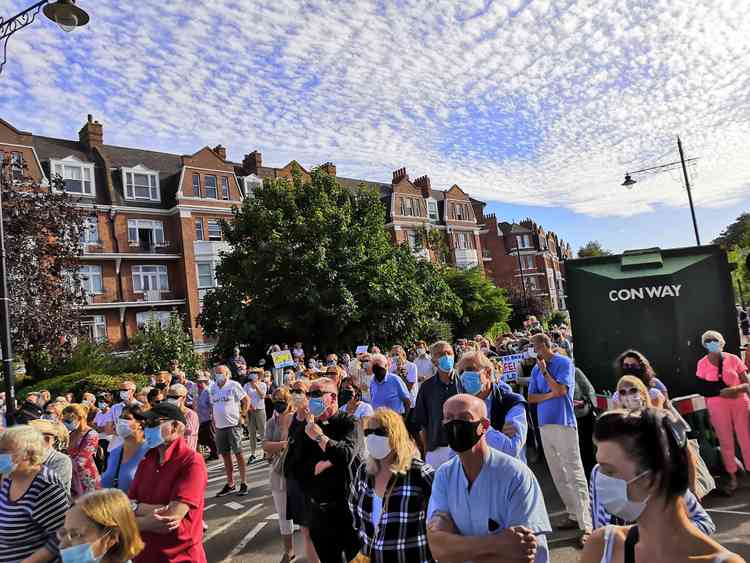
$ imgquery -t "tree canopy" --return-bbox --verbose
[577,240,612,258]
[199,168,460,355]
[714,213,750,248]
[443,267,512,338]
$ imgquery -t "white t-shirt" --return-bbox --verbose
[341,401,374,420]
[243,380,268,411]
[209,380,247,429]
[404,361,419,403]
[415,356,434,381]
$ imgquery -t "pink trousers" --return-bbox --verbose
[707,395,750,475]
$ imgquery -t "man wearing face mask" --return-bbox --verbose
[427,394,551,563]
[103,381,141,451]
[243,369,268,463]
[414,341,459,469]
[414,340,434,382]
[196,372,218,460]
[527,333,592,545]
[167,384,199,451]
[128,402,208,563]
[285,377,360,563]
[369,353,411,414]
[457,351,528,461]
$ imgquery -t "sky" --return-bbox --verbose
[1,0,749,253]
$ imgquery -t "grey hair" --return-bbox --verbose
[701,330,725,347]
[0,425,47,466]
[430,340,453,361]
[370,353,388,368]
[455,351,493,373]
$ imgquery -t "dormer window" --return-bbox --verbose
[50,157,95,195]
[122,166,160,201]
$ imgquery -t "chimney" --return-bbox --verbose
[79,114,103,151]
[243,151,262,174]
[321,162,337,176]
[213,145,227,160]
[392,167,408,184]
[413,175,431,197]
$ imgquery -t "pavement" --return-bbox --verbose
[201,442,750,563]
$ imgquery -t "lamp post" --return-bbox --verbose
[513,246,529,312]
[1,0,90,74]
[622,137,701,246]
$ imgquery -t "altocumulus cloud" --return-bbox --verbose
[1,0,750,217]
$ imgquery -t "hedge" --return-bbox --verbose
[18,371,148,401]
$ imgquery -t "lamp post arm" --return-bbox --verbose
[1,0,49,73]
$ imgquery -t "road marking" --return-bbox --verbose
[709,502,749,511]
[225,501,245,511]
[244,494,272,503]
[706,508,750,516]
[203,503,264,543]
[204,504,216,511]
[266,513,279,520]
[222,522,267,562]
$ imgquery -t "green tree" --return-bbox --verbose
[199,169,460,355]
[577,240,612,258]
[129,312,202,376]
[442,267,512,338]
[714,213,750,247]
[415,224,450,264]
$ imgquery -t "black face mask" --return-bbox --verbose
[443,420,483,453]
[154,382,167,390]
[622,364,643,377]
[273,401,288,414]
[339,389,355,404]
[373,366,387,382]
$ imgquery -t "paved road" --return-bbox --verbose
[201,444,750,563]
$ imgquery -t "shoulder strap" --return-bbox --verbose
[366,474,399,556]
[112,447,124,489]
[624,525,639,563]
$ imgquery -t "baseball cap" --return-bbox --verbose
[142,402,187,426]
[196,373,209,382]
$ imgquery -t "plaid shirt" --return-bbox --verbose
[348,458,435,563]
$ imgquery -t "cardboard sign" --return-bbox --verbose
[271,350,295,369]
[355,345,369,355]
[500,353,525,382]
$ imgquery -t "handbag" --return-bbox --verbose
[350,476,398,563]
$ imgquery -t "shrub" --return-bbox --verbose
[546,310,570,328]
[129,313,203,376]
[421,319,453,344]
[19,372,148,401]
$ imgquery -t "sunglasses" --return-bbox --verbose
[144,418,169,428]
[290,389,305,395]
[307,390,332,398]
[618,387,640,396]
[363,428,388,437]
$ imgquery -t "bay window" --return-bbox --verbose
[127,219,166,249]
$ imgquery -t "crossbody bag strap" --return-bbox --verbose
[624,525,639,563]
[366,474,399,557]
[112,447,125,489]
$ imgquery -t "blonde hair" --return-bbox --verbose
[0,425,47,466]
[62,403,90,423]
[701,330,725,347]
[616,376,653,408]
[76,489,145,563]
[29,419,69,446]
[365,408,418,476]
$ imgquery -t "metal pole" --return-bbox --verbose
[515,247,528,310]
[677,136,701,246]
[0,178,15,424]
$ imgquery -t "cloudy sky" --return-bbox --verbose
[2,0,749,253]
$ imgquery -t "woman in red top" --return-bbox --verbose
[695,330,750,494]
[63,403,101,497]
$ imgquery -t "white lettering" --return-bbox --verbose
[661,285,675,297]
[618,289,631,301]
[609,290,618,302]
[644,286,661,298]
[630,287,644,300]
[672,284,681,296]
[609,284,685,302]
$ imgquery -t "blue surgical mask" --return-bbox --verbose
[144,425,164,449]
[460,371,483,395]
[705,341,722,354]
[60,541,103,563]
[215,374,226,385]
[116,419,134,439]
[438,354,454,372]
[64,420,80,432]
[0,453,16,476]
[97,402,107,410]
[308,397,327,418]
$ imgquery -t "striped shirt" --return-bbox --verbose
[0,465,69,562]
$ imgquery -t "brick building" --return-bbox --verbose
[476,211,572,312]
[0,116,486,351]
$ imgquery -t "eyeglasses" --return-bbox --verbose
[618,387,640,396]
[704,338,719,344]
[290,389,305,395]
[307,390,332,398]
[167,395,182,401]
[363,428,388,437]
[56,528,89,544]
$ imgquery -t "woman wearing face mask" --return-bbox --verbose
[339,379,374,425]
[30,418,73,495]
[166,384,200,451]
[58,488,144,563]
[101,405,149,493]
[0,425,70,563]
[612,376,653,411]
[614,350,667,408]
[92,394,113,472]
[696,330,750,495]
[581,409,741,563]
[63,403,101,498]
[284,379,320,563]
[348,408,436,563]
[263,387,297,563]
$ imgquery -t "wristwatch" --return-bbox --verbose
[131,500,140,514]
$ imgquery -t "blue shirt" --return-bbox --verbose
[528,354,577,428]
[101,442,150,493]
[370,373,411,414]
[427,448,551,563]
[196,388,212,423]
[484,382,528,462]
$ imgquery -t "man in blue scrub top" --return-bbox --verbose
[455,351,528,461]
[426,394,551,563]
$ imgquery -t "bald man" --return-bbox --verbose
[427,394,551,563]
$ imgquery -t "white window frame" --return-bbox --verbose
[243,175,261,198]
[204,175,218,199]
[455,231,474,250]
[406,230,419,250]
[9,151,24,182]
[131,264,169,293]
[427,199,439,221]
[528,276,538,290]
[136,310,171,329]
[518,234,532,248]
[127,219,166,247]
[121,165,160,202]
[196,261,219,303]
[207,219,222,241]
[195,218,204,241]
[520,255,535,270]
[79,265,103,294]
[82,314,107,342]
[80,216,100,244]
[192,173,201,196]
[50,156,95,196]
[221,176,230,200]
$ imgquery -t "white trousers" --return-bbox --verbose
[425,446,455,469]
[539,424,592,531]
[271,488,293,536]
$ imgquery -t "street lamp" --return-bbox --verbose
[1,0,89,74]
[621,136,701,246]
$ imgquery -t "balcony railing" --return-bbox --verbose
[143,289,162,302]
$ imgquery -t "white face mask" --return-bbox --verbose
[526,349,537,359]
[116,419,134,438]
[416,348,425,356]
[119,390,131,402]
[595,470,650,522]
[621,394,645,410]
[366,435,392,460]
[215,374,226,385]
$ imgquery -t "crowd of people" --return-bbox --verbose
[0,316,748,562]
